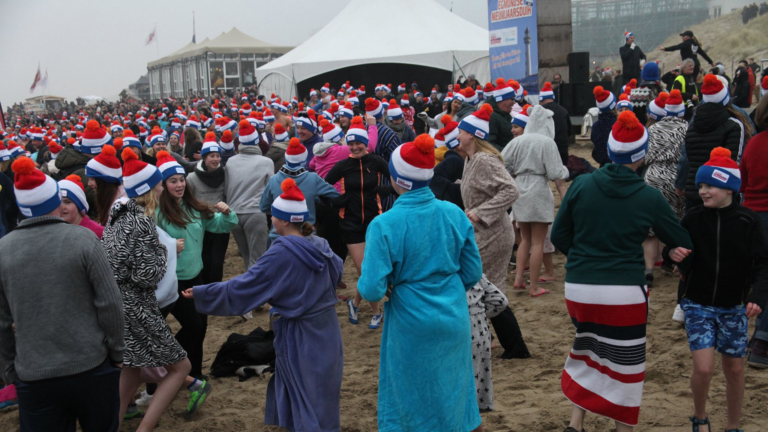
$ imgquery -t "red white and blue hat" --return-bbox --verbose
[400,94,410,106]
[0,143,10,162]
[345,117,369,145]
[271,178,309,223]
[695,147,741,193]
[358,85,366,95]
[387,99,403,120]
[201,132,221,157]
[616,94,633,111]
[220,130,235,151]
[365,98,384,119]
[348,90,360,106]
[440,115,460,149]
[155,150,186,181]
[458,104,493,140]
[285,138,308,168]
[148,129,166,148]
[664,90,685,117]
[493,78,516,102]
[241,93,249,101]
[625,31,634,41]
[702,74,730,105]
[48,141,63,159]
[647,92,668,121]
[295,110,317,133]
[461,88,478,106]
[30,127,44,141]
[264,109,275,123]
[272,101,288,113]
[121,130,142,150]
[443,92,454,103]
[309,88,318,98]
[511,105,532,128]
[608,111,649,164]
[381,100,390,109]
[320,119,344,143]
[85,145,122,184]
[123,148,162,197]
[321,83,330,93]
[761,76,768,98]
[59,174,88,213]
[202,116,213,129]
[338,102,354,119]
[185,115,201,129]
[238,119,260,145]
[539,82,555,101]
[274,124,289,142]
[621,78,637,94]
[220,116,238,133]
[110,121,124,134]
[12,157,61,218]
[389,134,435,191]
[8,141,26,158]
[593,86,617,112]
[80,120,112,155]
[240,104,252,116]
[397,83,406,93]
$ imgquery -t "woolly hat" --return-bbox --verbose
[274,123,289,142]
[493,78,516,102]
[664,90,685,117]
[285,138,308,168]
[320,119,344,143]
[110,122,124,134]
[0,143,10,162]
[641,61,660,82]
[48,141,63,159]
[458,104,493,140]
[201,132,221,157]
[358,85,366,95]
[365,98,384,119]
[220,116,238,133]
[400,94,410,106]
[148,128,166,148]
[112,137,123,152]
[593,86,617,112]
[348,90,360,106]
[608,111,649,164]
[387,99,403,120]
[59,174,88,213]
[185,115,201,129]
[339,102,354,119]
[624,31,634,41]
[122,130,142,150]
[7,141,25,159]
[85,145,122,184]
[695,147,741,193]
[511,105,532,128]
[616,93,634,111]
[345,117,369,145]
[762,76,768,98]
[539,82,554,101]
[321,82,330,93]
[647,92,669,121]
[264,109,275,123]
[701,74,730,105]
[271,178,310,223]
[238,119,260,145]
[443,92,454,103]
[461,88,478,106]
[81,120,112,155]
[219,130,235,151]
[122,148,163,197]
[621,78,637,94]
[397,83,406,93]
[389,134,435,191]
[295,110,317,133]
[241,103,252,115]
[154,150,185,182]
[439,115,460,149]
[12,157,61,218]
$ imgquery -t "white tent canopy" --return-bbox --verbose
[256,0,490,98]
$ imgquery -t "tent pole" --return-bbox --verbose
[453,53,468,84]
[291,65,297,100]
[452,51,455,84]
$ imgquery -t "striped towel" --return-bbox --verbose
[561,282,648,426]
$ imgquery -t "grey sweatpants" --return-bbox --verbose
[231,212,268,269]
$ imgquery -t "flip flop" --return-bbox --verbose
[529,289,550,297]
[512,283,527,291]
[536,277,556,284]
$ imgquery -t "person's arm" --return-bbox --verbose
[551,180,577,254]
[480,276,508,318]
[697,46,714,65]
[661,41,685,52]
[0,276,18,383]
[675,144,689,192]
[652,191,693,274]
[544,141,570,180]
[746,219,768,311]
[725,118,746,162]
[466,159,518,228]
[192,248,278,316]
[324,160,343,186]
[638,46,647,61]
[367,120,379,153]
[313,175,341,200]
[458,221,483,291]
[202,206,239,233]
[358,220,393,302]
[619,45,632,60]
[85,236,126,365]
[259,180,275,214]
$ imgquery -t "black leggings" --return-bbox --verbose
[490,307,531,359]
[171,275,208,379]
[315,203,348,263]
[200,231,230,284]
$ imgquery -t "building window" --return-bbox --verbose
[209,61,224,90]
[224,61,240,90]
[242,61,255,86]
[199,61,208,93]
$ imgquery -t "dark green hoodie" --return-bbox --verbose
[551,164,693,285]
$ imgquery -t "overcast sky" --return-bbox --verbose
[0,0,488,106]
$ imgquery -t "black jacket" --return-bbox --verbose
[429,150,464,209]
[662,39,713,65]
[677,201,768,308]
[684,103,744,202]
[324,153,389,226]
[543,102,572,162]
[661,71,678,90]
[488,99,513,152]
[732,67,752,109]
[619,43,647,81]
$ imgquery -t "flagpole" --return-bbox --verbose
[155,24,160,59]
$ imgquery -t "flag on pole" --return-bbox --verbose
[146,26,156,45]
[0,102,6,131]
[40,69,49,90]
[29,64,41,93]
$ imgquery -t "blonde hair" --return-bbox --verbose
[473,137,504,163]
[135,187,160,218]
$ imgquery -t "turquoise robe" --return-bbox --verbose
[358,187,483,432]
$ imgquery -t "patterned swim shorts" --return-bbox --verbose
[681,298,748,357]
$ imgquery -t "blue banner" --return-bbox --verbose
[488,0,539,95]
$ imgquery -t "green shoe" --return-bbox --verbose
[185,380,212,419]
[123,403,144,421]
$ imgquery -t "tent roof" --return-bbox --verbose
[148,28,293,68]
[256,0,489,83]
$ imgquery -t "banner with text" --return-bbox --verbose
[488,0,539,95]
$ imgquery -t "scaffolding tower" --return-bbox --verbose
[572,0,710,61]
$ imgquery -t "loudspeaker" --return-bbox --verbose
[568,52,591,83]
[559,82,600,117]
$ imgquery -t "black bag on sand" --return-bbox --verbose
[210,327,276,381]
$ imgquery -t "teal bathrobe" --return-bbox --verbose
[358,187,483,432]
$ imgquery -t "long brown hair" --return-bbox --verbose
[94,178,120,225]
[184,127,201,148]
[755,94,768,130]
[158,178,214,228]
[726,105,754,142]
[473,137,504,163]
[135,186,159,217]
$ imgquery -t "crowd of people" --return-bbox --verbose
[1,32,768,431]
[742,2,767,24]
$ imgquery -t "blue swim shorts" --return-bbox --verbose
[681,298,748,358]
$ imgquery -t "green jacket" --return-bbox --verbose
[487,99,513,152]
[155,201,238,281]
[551,164,692,285]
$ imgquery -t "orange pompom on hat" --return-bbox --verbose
[271,177,310,223]
[238,119,260,145]
[365,97,384,119]
[608,111,649,164]
[345,116,369,145]
[320,118,344,143]
[621,78,637,93]
[58,174,89,213]
[593,85,616,112]
[12,157,62,217]
[439,114,460,149]
[389,134,435,191]
[219,130,235,152]
[121,147,163,198]
[695,147,741,193]
[273,123,289,143]
[458,103,493,139]
[701,73,730,105]
[80,119,111,155]
[85,145,122,184]
[664,89,686,117]
[48,141,63,159]
[285,138,308,168]
[539,82,554,101]
[647,92,669,120]
[386,99,403,120]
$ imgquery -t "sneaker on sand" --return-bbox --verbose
[124,403,143,421]
[672,304,685,323]
[748,340,768,369]
[369,313,383,329]
[135,390,153,407]
[347,299,359,324]
[645,273,654,289]
[186,380,212,419]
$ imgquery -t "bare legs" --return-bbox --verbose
[690,347,744,431]
[348,242,379,315]
[568,404,633,432]
[514,222,549,296]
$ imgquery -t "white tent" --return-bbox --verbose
[256,0,490,98]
